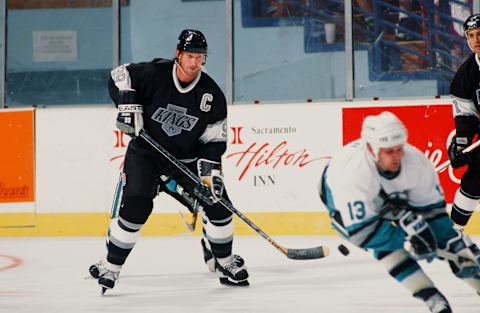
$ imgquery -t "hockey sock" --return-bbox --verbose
[376,249,435,294]
[451,188,479,228]
[106,217,142,266]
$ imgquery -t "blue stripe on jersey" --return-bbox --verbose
[322,174,337,216]
[345,216,379,235]
[410,200,446,211]
[331,222,349,238]
[360,220,405,251]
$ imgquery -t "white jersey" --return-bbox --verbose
[322,139,446,247]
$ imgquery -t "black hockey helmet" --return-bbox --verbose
[463,14,480,36]
[177,29,208,54]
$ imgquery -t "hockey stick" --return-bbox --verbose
[435,139,480,172]
[172,183,200,232]
[139,130,329,260]
[110,172,123,219]
[178,209,198,232]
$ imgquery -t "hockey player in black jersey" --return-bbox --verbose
[448,14,480,232]
[89,29,248,293]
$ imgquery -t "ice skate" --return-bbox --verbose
[98,269,120,295]
[201,238,246,273]
[89,260,107,279]
[424,292,452,313]
[215,254,249,286]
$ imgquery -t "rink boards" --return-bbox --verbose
[1,99,479,235]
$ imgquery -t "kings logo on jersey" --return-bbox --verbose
[151,103,199,136]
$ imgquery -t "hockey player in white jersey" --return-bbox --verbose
[319,112,480,313]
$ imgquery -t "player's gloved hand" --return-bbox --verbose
[197,159,224,204]
[160,175,178,193]
[399,211,437,262]
[159,175,202,213]
[192,183,215,206]
[116,90,144,138]
[444,231,480,278]
[448,136,472,169]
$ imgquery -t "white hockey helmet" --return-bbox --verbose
[361,111,407,160]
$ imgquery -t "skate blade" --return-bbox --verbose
[219,277,249,287]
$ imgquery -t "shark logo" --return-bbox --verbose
[466,16,480,31]
[151,104,199,136]
[185,32,194,43]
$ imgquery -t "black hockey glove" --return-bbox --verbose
[448,136,472,169]
[399,211,437,261]
[192,183,215,206]
[444,231,480,278]
[116,90,144,138]
[158,175,203,213]
[197,159,224,204]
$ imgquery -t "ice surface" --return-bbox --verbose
[1,236,479,313]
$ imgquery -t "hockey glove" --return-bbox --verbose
[197,159,224,204]
[160,175,178,193]
[116,90,143,138]
[444,231,480,278]
[447,136,472,169]
[399,211,437,261]
[159,175,203,213]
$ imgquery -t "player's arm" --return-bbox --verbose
[449,73,480,168]
[196,93,228,203]
[333,185,404,251]
[406,150,448,218]
[109,64,144,138]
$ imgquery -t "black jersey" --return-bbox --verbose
[109,59,227,163]
[450,54,480,114]
[450,54,480,137]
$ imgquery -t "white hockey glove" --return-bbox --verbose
[399,211,437,261]
[197,159,224,204]
[116,90,143,138]
[443,231,480,278]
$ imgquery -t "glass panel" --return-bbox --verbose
[353,0,472,98]
[234,0,346,102]
[120,0,227,92]
[7,1,114,106]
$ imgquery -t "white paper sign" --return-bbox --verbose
[33,31,77,62]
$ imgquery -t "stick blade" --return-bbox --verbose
[286,246,330,260]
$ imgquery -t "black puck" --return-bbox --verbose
[338,244,350,256]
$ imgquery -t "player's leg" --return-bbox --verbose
[375,249,451,313]
[202,190,249,286]
[201,214,215,272]
[92,144,158,292]
[157,177,216,272]
[355,215,451,313]
[450,156,480,231]
[89,172,125,279]
[430,216,480,295]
